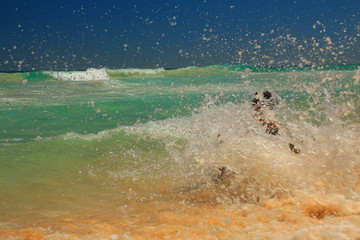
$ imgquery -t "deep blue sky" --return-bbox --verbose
[0,0,359,71]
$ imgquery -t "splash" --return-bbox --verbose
[0,67,359,240]
[125,92,359,204]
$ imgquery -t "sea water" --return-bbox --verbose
[0,65,359,239]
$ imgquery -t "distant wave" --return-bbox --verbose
[0,64,358,82]
[44,68,110,81]
[106,68,165,77]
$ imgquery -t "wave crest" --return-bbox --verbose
[45,68,110,81]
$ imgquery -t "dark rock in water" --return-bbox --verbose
[289,143,301,154]
[263,91,272,99]
[252,91,301,153]
[266,122,279,135]
[214,166,237,184]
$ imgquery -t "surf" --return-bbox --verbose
[0,65,359,239]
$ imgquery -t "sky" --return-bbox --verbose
[0,0,359,71]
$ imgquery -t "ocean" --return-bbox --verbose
[0,65,359,239]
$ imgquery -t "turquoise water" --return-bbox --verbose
[0,65,359,238]
[1,65,358,143]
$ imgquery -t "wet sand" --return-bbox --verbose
[1,190,359,240]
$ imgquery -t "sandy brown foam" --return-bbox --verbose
[1,190,359,240]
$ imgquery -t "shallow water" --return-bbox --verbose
[0,66,359,239]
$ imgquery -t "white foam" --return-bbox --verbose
[107,68,165,76]
[62,127,125,140]
[46,68,110,81]
[123,98,360,202]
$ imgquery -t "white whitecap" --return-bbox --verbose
[45,68,110,81]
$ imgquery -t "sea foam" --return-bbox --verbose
[45,68,110,81]
[106,68,165,78]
